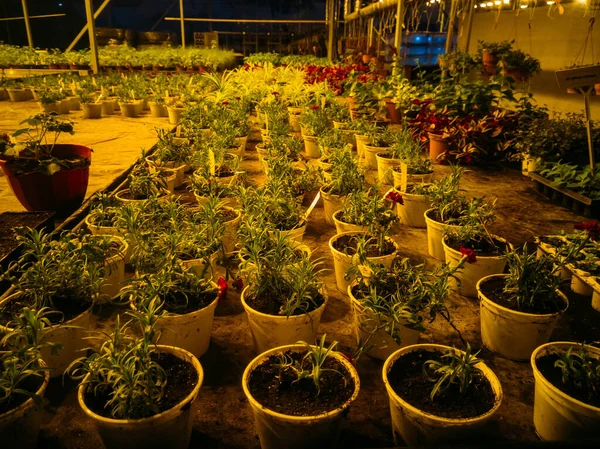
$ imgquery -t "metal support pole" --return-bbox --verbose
[444,0,458,55]
[464,0,476,52]
[327,0,336,61]
[393,0,403,54]
[165,17,329,24]
[179,0,186,48]
[21,0,33,48]
[66,0,111,52]
[583,88,596,175]
[0,13,65,22]
[84,0,99,74]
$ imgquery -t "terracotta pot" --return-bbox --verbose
[0,144,91,215]
[385,98,401,124]
[501,68,528,82]
[428,132,448,163]
[482,51,498,76]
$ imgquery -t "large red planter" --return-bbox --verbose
[0,144,92,215]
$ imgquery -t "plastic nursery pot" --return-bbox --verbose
[222,207,242,254]
[84,215,134,264]
[442,236,511,299]
[114,189,170,205]
[167,106,185,125]
[119,102,139,118]
[382,344,503,446]
[392,163,433,192]
[521,155,538,176]
[267,220,307,245]
[348,283,421,360]
[68,97,81,111]
[0,144,91,216]
[240,286,327,354]
[242,344,360,449]
[328,231,399,294]
[569,269,593,297]
[0,361,49,449]
[0,292,92,377]
[57,100,71,115]
[148,102,168,118]
[428,133,448,163]
[7,88,29,102]
[424,209,462,260]
[332,209,368,235]
[38,102,59,114]
[363,144,387,170]
[101,99,117,115]
[180,251,219,279]
[82,103,102,119]
[376,152,401,186]
[234,135,248,155]
[78,345,203,449]
[289,114,302,133]
[477,274,568,361]
[355,134,371,159]
[97,236,128,300]
[395,188,431,229]
[531,342,600,441]
[320,185,346,227]
[303,135,321,159]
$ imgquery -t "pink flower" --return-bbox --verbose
[385,191,404,205]
[460,247,477,264]
[217,277,228,302]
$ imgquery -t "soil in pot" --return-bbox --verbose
[387,349,496,419]
[0,293,89,326]
[445,235,509,257]
[478,277,567,315]
[245,291,325,316]
[161,289,216,315]
[84,352,198,418]
[332,234,396,258]
[247,350,355,416]
[536,353,600,408]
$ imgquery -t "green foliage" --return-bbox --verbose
[300,106,331,137]
[326,146,365,196]
[553,344,600,403]
[539,162,600,200]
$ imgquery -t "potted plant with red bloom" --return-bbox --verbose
[0,113,91,215]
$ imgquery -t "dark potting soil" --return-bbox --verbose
[536,353,600,408]
[0,292,90,326]
[219,209,238,222]
[446,235,509,257]
[332,234,396,258]
[387,350,496,419]
[0,212,54,260]
[478,276,566,314]
[84,352,198,419]
[247,350,355,416]
[0,374,45,415]
[162,289,217,314]
[245,291,325,316]
[6,155,90,177]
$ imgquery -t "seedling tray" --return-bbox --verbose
[529,173,600,218]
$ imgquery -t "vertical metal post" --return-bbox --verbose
[84,0,99,74]
[394,0,404,54]
[464,0,476,52]
[583,88,596,175]
[445,0,458,55]
[179,0,186,48]
[327,0,336,61]
[21,0,33,48]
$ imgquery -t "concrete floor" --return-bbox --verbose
[1,104,599,448]
[0,100,171,214]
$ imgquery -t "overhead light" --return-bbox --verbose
[503,0,510,3]
[474,4,478,7]
[494,1,501,5]
[480,2,487,5]
[487,2,493,5]
[546,0,555,4]
[577,0,587,4]
[520,4,528,7]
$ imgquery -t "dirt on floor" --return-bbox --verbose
[5,120,599,449]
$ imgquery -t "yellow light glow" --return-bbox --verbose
[576,0,587,4]
[480,2,487,5]
[546,0,555,4]
[487,2,493,5]
[503,0,510,3]
[520,4,527,7]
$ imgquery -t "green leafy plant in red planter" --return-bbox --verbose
[0,113,91,214]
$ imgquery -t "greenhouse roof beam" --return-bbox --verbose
[345,0,399,22]
[0,14,65,22]
[165,18,329,24]
[21,0,33,47]
[66,0,111,52]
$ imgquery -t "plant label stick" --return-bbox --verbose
[304,191,321,221]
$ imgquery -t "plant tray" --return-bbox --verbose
[529,173,600,218]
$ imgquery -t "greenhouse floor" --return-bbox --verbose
[0,101,171,214]
[1,111,599,448]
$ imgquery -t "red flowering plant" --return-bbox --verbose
[574,221,600,238]
[407,99,458,143]
[443,220,509,265]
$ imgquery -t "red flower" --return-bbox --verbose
[222,101,230,105]
[460,247,477,264]
[232,277,244,291]
[217,277,228,302]
[271,91,279,96]
[575,222,600,240]
[311,105,320,110]
[385,190,404,205]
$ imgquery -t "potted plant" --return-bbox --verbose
[348,257,460,360]
[332,187,398,236]
[166,98,186,125]
[117,89,139,118]
[477,244,577,361]
[0,113,91,215]
[242,336,360,449]
[392,184,431,228]
[115,162,169,203]
[442,223,512,298]
[189,173,241,207]
[392,156,433,192]
[78,90,102,119]
[299,105,331,158]
[530,342,600,441]
[66,311,203,449]
[239,231,327,352]
[320,146,365,226]
[477,40,513,76]
[0,308,52,449]
[500,49,541,82]
[382,343,503,445]
[36,89,62,114]
[364,129,395,170]
[375,129,421,185]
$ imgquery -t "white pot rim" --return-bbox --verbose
[477,274,568,318]
[375,152,399,161]
[241,343,360,422]
[364,144,389,151]
[0,359,49,422]
[328,231,399,259]
[382,343,503,424]
[84,214,121,232]
[442,235,510,262]
[240,286,327,320]
[531,341,600,413]
[77,345,203,426]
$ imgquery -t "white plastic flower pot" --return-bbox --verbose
[477,274,568,361]
[392,164,433,191]
[363,144,387,170]
[0,293,92,377]
[355,134,371,159]
[303,135,320,159]
[58,100,71,114]
[240,286,327,354]
[396,190,431,228]
[289,114,302,132]
[85,215,134,264]
[328,232,399,293]
[376,153,401,185]
[78,345,203,449]
[101,99,118,115]
[38,102,59,114]
[0,361,49,449]
[332,209,368,234]
[521,155,537,176]
[424,209,462,260]
[180,251,219,279]
[119,102,139,118]
[320,186,346,227]
[148,102,168,117]
[569,269,593,296]
[531,342,600,441]
[7,88,29,102]
[442,236,510,298]
[382,344,503,446]
[100,236,128,300]
[242,344,360,449]
[269,220,307,244]
[68,97,81,111]
[348,284,421,360]
[222,208,241,254]
[82,103,102,119]
[162,170,177,193]
[233,135,248,159]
